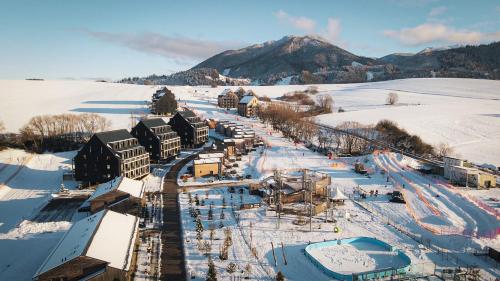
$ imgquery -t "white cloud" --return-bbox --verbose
[325,18,341,42]
[428,6,448,17]
[82,30,244,60]
[273,10,316,32]
[383,23,500,46]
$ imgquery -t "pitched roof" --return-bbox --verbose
[140,118,168,129]
[35,210,139,277]
[87,176,144,202]
[95,129,134,144]
[239,95,257,104]
[177,110,196,118]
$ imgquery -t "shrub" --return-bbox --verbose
[386,92,399,105]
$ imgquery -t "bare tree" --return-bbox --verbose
[0,120,5,133]
[436,142,454,158]
[20,113,111,151]
[317,95,334,113]
[335,121,365,155]
[386,92,399,105]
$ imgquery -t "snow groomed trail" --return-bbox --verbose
[374,152,499,239]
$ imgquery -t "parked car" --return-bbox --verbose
[389,191,406,204]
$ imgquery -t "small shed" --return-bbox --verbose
[81,176,144,216]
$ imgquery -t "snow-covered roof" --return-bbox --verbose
[88,177,144,201]
[220,88,233,95]
[328,185,348,200]
[86,211,139,271]
[194,158,221,164]
[198,153,224,159]
[239,95,256,104]
[35,210,139,277]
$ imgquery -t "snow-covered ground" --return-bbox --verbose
[178,93,499,280]
[1,78,499,166]
[1,78,499,280]
[0,149,76,281]
[307,241,406,275]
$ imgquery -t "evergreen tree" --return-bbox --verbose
[276,271,285,281]
[196,216,204,240]
[206,256,217,281]
[208,204,214,220]
[154,88,177,115]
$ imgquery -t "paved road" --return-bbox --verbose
[160,153,198,281]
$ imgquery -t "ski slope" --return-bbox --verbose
[374,152,499,238]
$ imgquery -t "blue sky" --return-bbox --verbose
[1,0,499,80]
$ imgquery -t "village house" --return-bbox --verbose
[217,89,239,109]
[131,118,181,162]
[80,176,144,216]
[443,156,496,188]
[193,152,225,178]
[74,130,150,184]
[168,109,209,148]
[34,210,139,281]
[237,95,259,117]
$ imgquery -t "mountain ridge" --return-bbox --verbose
[120,35,500,85]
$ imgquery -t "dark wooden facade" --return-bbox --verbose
[131,118,181,162]
[168,110,209,148]
[217,90,239,109]
[74,130,150,184]
[90,190,143,217]
[35,256,130,281]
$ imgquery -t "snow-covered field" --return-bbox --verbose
[1,78,499,166]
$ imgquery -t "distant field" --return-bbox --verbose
[0,78,499,166]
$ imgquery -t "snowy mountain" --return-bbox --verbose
[192,35,382,85]
[121,36,500,85]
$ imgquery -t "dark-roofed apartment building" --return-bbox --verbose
[131,118,181,162]
[74,129,150,184]
[168,109,209,148]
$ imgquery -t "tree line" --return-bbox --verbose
[257,102,443,158]
[257,103,372,155]
[0,113,111,153]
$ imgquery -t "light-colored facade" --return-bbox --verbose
[444,156,496,188]
[238,95,259,117]
[193,158,221,178]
